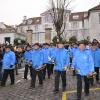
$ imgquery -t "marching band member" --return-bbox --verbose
[0,46,3,81]
[1,45,16,87]
[30,43,44,88]
[70,43,78,76]
[52,41,69,93]
[72,41,94,100]
[91,42,100,85]
[42,43,52,79]
[23,45,32,80]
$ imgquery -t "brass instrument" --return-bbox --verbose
[35,64,46,71]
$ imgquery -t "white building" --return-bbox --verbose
[17,4,100,43]
[17,10,70,43]
[0,22,26,44]
[88,4,100,41]
[0,33,25,44]
[17,17,45,43]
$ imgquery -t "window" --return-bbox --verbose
[45,24,48,27]
[21,26,23,32]
[36,19,40,22]
[73,15,79,19]
[34,25,38,31]
[32,33,39,43]
[45,16,49,22]
[71,22,79,28]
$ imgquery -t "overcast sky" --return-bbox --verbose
[0,0,100,25]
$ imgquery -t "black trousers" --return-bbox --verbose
[54,70,66,90]
[43,63,51,79]
[73,70,76,76]
[31,68,43,87]
[24,64,32,79]
[77,75,90,100]
[50,64,54,74]
[0,65,2,81]
[1,69,15,86]
[15,63,18,75]
[95,67,99,82]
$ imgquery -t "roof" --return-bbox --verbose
[69,11,88,21]
[89,4,100,11]
[0,23,16,33]
[4,24,14,28]
[19,17,41,26]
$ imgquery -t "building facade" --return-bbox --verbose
[17,4,100,43]
[67,12,89,41]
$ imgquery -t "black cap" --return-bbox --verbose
[33,43,40,47]
[92,39,98,43]
[43,43,50,46]
[57,41,65,44]
[5,45,11,49]
[78,40,87,46]
[92,42,98,46]
[26,45,31,48]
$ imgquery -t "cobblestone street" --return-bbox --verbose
[0,68,100,100]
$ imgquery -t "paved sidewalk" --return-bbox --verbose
[0,68,100,100]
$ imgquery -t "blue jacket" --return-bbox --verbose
[31,49,44,70]
[72,48,94,76]
[52,48,69,71]
[2,51,16,69]
[91,48,100,67]
[42,47,52,64]
[24,50,32,61]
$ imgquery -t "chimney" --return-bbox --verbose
[23,16,27,21]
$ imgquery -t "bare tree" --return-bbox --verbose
[48,0,73,41]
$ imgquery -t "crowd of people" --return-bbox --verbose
[0,40,100,100]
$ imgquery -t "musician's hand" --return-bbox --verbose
[43,64,46,67]
[88,72,93,77]
[75,69,80,74]
[29,60,32,65]
[93,72,97,75]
